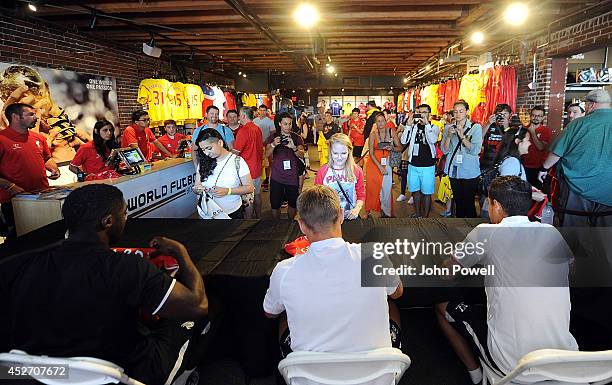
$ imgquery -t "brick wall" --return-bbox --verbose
[0,15,231,128]
[515,57,552,124]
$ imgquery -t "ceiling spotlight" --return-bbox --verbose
[307,89,311,93]
[242,73,247,78]
[326,65,336,74]
[403,78,408,83]
[341,88,345,92]
[471,31,484,44]
[294,3,319,28]
[334,73,338,77]
[504,3,528,25]
[292,90,296,93]
[238,71,242,75]
[28,2,37,11]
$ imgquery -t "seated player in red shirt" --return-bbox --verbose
[70,119,118,176]
[156,120,187,158]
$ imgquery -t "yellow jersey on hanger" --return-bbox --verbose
[137,78,175,126]
[171,82,188,124]
[458,74,482,114]
[185,84,205,121]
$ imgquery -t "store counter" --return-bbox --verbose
[12,158,197,236]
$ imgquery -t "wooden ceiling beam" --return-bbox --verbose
[44,9,464,26]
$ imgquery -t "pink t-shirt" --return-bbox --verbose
[315,164,365,216]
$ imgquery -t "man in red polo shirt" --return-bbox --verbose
[156,120,187,158]
[121,110,174,161]
[523,105,552,189]
[233,107,263,219]
[0,103,60,238]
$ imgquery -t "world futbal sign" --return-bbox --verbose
[126,173,196,213]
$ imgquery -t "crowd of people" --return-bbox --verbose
[189,88,611,228]
[0,88,611,385]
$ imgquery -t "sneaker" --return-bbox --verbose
[396,194,407,202]
[281,201,288,208]
[408,196,414,205]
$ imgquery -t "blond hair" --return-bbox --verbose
[327,133,356,182]
[297,185,341,232]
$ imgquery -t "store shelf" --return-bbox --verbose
[566,82,612,91]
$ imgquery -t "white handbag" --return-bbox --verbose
[197,192,231,219]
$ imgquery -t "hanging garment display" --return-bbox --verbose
[137,78,174,126]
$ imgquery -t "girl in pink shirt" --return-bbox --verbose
[315,133,365,220]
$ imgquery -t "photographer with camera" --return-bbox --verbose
[265,112,305,220]
[399,104,439,218]
[441,100,483,218]
[365,112,403,218]
[480,104,512,172]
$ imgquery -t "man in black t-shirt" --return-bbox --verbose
[399,104,439,217]
[322,110,341,140]
[0,184,209,385]
[480,104,512,171]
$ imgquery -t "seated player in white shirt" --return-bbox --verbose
[436,176,578,384]
[263,185,403,359]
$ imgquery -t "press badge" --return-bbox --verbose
[381,157,387,166]
[412,143,420,156]
[456,155,463,164]
[283,160,291,170]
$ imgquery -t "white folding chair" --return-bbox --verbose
[481,349,612,385]
[0,350,145,385]
[278,347,411,385]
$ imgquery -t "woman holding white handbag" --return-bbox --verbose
[193,128,254,219]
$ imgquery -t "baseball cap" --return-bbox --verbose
[584,89,611,104]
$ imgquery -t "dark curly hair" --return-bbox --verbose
[93,119,118,161]
[62,184,124,232]
[194,128,228,181]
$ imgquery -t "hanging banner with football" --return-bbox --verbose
[0,63,120,165]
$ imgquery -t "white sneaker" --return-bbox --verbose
[408,196,414,205]
[396,194,406,202]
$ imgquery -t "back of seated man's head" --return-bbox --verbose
[62,184,126,243]
[487,176,532,224]
[297,185,343,236]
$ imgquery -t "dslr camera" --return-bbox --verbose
[280,135,290,146]
[496,113,505,122]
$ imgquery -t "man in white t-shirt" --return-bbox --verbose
[263,185,403,359]
[436,176,578,384]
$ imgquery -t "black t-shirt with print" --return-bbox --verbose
[411,124,436,167]
[0,239,174,369]
[323,122,341,140]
